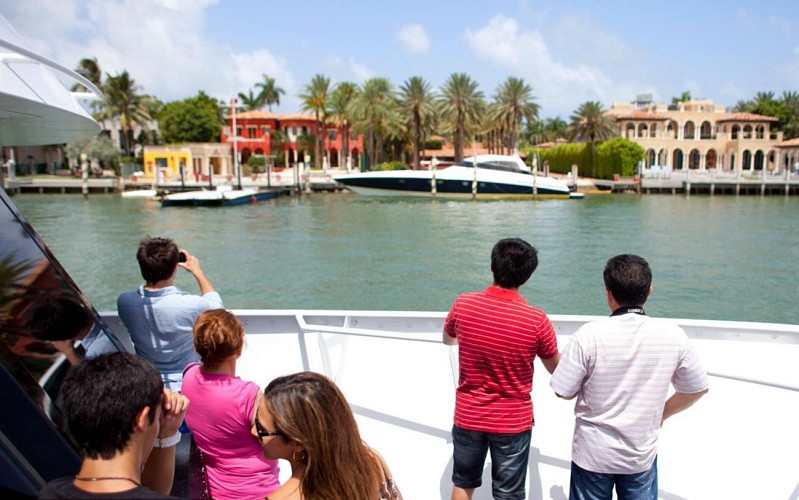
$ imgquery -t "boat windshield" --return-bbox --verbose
[454,160,532,175]
[0,189,125,434]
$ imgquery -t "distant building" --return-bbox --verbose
[220,110,364,170]
[774,137,799,173]
[98,117,160,156]
[608,97,785,172]
[141,144,233,182]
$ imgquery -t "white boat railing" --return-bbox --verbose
[0,37,104,100]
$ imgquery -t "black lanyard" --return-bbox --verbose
[611,306,646,317]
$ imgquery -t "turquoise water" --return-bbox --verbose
[11,192,799,324]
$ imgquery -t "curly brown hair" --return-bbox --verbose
[192,309,244,367]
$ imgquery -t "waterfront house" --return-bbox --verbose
[141,144,234,182]
[608,96,785,173]
[220,110,364,170]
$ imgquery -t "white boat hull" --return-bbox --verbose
[335,156,574,199]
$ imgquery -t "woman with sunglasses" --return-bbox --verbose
[181,309,280,499]
[254,371,401,500]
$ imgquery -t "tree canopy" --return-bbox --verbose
[158,91,222,143]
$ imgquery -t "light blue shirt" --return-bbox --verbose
[117,285,223,376]
[81,321,123,358]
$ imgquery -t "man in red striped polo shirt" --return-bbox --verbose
[444,238,560,500]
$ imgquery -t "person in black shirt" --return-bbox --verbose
[38,352,189,499]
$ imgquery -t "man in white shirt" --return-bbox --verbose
[550,254,709,499]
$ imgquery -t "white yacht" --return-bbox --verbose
[334,154,580,199]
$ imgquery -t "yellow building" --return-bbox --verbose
[142,144,234,181]
[608,96,784,172]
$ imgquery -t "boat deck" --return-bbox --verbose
[100,311,799,499]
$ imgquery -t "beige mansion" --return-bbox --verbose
[608,96,795,173]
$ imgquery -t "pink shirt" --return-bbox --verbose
[445,286,558,433]
[182,364,280,500]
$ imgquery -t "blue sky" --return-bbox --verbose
[1,0,797,119]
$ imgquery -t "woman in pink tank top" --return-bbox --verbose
[182,309,280,499]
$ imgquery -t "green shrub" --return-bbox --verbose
[596,137,645,177]
[523,137,644,179]
[248,154,266,173]
[424,139,443,150]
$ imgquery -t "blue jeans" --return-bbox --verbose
[569,458,658,500]
[451,425,531,500]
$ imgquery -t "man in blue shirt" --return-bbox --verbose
[117,236,223,391]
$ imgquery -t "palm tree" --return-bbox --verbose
[72,57,105,119]
[255,75,285,111]
[732,99,753,113]
[781,91,799,139]
[569,101,616,178]
[350,78,397,168]
[438,73,485,162]
[400,76,437,169]
[299,74,332,169]
[237,90,261,111]
[491,77,538,154]
[669,91,692,110]
[103,71,152,155]
[482,103,506,154]
[328,82,358,168]
[544,117,569,142]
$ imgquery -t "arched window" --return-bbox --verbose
[706,149,717,169]
[700,121,712,140]
[683,121,695,140]
[689,149,700,169]
[673,149,684,170]
[754,150,765,170]
[667,120,678,139]
[743,150,752,170]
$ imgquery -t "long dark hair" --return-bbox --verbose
[263,372,383,499]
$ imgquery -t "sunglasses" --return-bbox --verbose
[254,408,283,438]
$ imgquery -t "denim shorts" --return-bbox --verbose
[569,458,658,500]
[451,425,532,500]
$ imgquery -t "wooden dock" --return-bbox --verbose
[3,177,119,195]
[2,172,342,196]
[604,171,799,196]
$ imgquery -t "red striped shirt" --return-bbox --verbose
[445,285,558,433]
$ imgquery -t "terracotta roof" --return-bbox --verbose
[235,110,279,119]
[775,137,799,148]
[277,113,317,121]
[612,111,669,121]
[229,111,316,121]
[716,112,778,122]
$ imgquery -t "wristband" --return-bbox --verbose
[153,431,181,448]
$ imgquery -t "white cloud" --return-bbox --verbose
[322,55,374,84]
[0,0,295,108]
[396,24,430,54]
[465,14,628,117]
